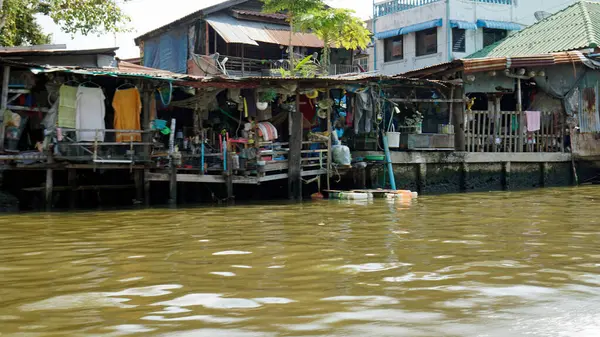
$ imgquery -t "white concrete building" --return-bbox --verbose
[372,0,590,75]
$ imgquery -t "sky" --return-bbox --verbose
[36,0,374,59]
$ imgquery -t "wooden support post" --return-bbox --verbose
[517,78,524,152]
[169,164,177,207]
[141,88,151,161]
[417,163,427,195]
[288,92,303,200]
[45,155,54,211]
[144,169,150,206]
[134,169,143,203]
[205,22,210,56]
[169,118,177,206]
[226,150,234,205]
[68,168,76,209]
[502,161,511,191]
[241,45,245,76]
[213,27,217,54]
[0,66,10,152]
[453,84,465,151]
[326,89,332,191]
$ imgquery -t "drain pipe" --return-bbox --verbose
[382,134,397,190]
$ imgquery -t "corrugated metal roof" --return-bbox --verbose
[205,14,324,48]
[134,0,251,44]
[402,51,587,77]
[471,1,600,58]
[3,58,450,88]
[0,47,117,56]
[206,15,260,45]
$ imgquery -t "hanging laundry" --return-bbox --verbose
[76,86,106,142]
[355,89,374,133]
[525,111,541,132]
[58,85,77,128]
[113,88,142,142]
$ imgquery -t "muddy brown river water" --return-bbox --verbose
[1,187,599,336]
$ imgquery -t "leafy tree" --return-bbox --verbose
[0,0,131,47]
[261,0,324,65]
[298,8,370,71]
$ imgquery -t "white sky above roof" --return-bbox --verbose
[37,0,374,59]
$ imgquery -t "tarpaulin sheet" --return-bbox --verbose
[143,27,188,74]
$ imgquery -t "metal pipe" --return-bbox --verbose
[382,135,397,190]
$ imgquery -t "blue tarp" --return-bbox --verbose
[476,19,522,31]
[143,27,188,74]
[449,20,477,30]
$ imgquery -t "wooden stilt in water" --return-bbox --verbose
[144,169,150,206]
[45,155,54,211]
[68,168,76,209]
[134,169,143,204]
[326,89,332,191]
[226,151,234,205]
[169,164,177,206]
[0,66,11,152]
[288,92,303,200]
[168,118,177,206]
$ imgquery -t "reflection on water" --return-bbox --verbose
[1,187,600,336]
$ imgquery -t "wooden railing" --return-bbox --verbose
[216,54,359,77]
[56,129,153,163]
[465,110,564,153]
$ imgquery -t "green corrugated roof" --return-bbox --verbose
[467,0,600,58]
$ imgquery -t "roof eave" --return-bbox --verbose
[134,0,251,45]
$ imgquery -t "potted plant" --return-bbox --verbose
[404,111,423,134]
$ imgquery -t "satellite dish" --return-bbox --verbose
[534,11,552,21]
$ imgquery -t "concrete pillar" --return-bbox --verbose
[417,163,427,194]
[502,161,511,191]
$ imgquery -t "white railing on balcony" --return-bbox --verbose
[374,0,513,17]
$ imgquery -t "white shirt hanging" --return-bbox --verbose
[76,86,106,141]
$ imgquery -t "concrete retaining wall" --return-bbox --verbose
[354,152,574,194]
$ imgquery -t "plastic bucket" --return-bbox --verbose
[387,132,401,148]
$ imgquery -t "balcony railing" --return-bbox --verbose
[374,0,513,18]
[213,55,363,77]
